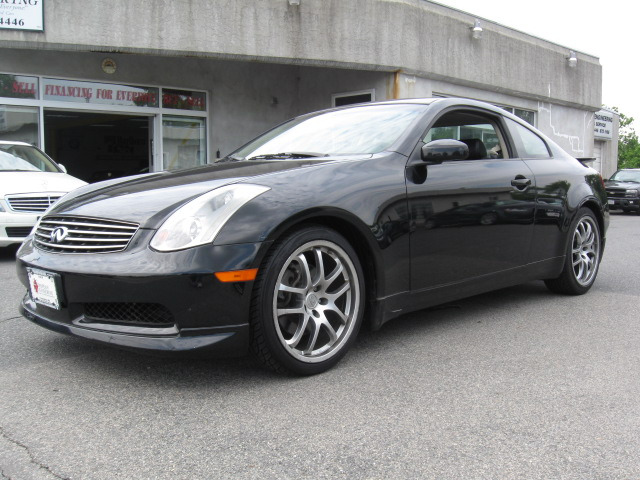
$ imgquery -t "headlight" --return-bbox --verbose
[0,202,5,212]
[150,184,270,252]
[625,189,639,197]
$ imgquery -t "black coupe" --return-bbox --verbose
[16,98,608,374]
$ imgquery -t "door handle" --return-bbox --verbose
[511,177,531,189]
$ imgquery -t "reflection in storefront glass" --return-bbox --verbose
[162,116,206,171]
[162,89,206,112]
[0,105,39,146]
[0,74,38,100]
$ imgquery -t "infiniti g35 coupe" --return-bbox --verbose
[16,98,608,375]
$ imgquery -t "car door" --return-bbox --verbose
[406,107,537,292]
[503,117,569,263]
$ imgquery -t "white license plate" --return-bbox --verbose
[27,268,61,310]
[608,199,615,205]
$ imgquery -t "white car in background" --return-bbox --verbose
[0,141,86,247]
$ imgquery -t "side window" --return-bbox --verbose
[423,110,508,160]
[506,118,550,159]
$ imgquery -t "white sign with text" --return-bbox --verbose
[593,110,614,140]
[0,0,44,32]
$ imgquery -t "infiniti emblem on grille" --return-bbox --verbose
[50,226,69,243]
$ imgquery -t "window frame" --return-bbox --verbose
[418,107,516,161]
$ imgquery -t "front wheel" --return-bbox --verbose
[250,226,365,375]
[544,208,602,295]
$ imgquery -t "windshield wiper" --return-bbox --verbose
[214,154,245,164]
[247,152,328,161]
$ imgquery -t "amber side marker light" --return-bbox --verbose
[215,269,259,282]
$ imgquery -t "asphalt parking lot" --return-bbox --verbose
[1,213,639,480]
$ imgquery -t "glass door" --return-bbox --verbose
[162,116,206,171]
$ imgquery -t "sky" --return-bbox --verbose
[431,0,638,131]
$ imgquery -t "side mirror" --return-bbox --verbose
[421,139,469,164]
[58,163,68,173]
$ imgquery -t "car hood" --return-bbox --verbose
[0,171,86,196]
[605,180,640,190]
[48,158,350,228]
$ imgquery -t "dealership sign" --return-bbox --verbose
[593,110,614,140]
[42,78,160,108]
[0,0,44,32]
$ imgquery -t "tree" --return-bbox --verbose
[610,107,640,169]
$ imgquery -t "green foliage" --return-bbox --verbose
[610,107,640,169]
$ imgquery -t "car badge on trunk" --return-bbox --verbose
[50,226,69,243]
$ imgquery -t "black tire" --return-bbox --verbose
[250,226,365,375]
[544,207,602,295]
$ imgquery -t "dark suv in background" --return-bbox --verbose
[605,169,640,214]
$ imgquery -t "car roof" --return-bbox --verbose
[0,140,32,146]
[331,97,524,122]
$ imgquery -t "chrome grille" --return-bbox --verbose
[6,194,62,213]
[34,216,139,254]
[606,188,626,198]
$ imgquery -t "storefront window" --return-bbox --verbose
[0,74,38,100]
[162,89,206,112]
[501,106,536,126]
[0,105,39,145]
[162,116,206,171]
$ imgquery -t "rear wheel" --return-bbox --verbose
[544,208,602,295]
[250,226,364,375]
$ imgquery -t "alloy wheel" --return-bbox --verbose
[272,240,360,363]
[571,216,600,286]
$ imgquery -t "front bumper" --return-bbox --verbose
[16,234,270,355]
[20,295,248,354]
[607,198,640,210]
[0,211,38,247]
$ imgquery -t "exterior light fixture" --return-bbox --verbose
[567,50,577,68]
[101,58,117,74]
[471,19,483,39]
[288,0,300,5]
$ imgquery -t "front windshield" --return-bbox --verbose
[0,144,61,172]
[610,170,640,183]
[231,104,427,160]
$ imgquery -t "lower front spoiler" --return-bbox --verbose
[20,297,249,357]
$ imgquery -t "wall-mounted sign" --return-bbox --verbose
[593,110,614,140]
[0,0,44,32]
[42,78,159,108]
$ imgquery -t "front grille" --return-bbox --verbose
[6,194,62,213]
[34,215,139,254]
[84,303,175,327]
[5,226,33,238]
[606,188,626,198]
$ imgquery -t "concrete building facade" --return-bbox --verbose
[0,0,619,183]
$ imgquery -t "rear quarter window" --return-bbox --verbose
[506,118,551,159]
